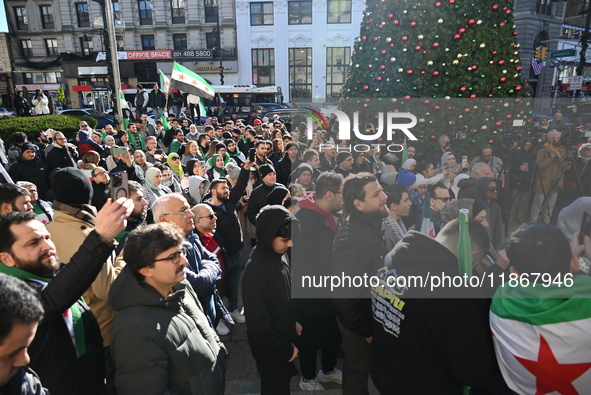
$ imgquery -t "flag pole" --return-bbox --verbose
[103,0,124,126]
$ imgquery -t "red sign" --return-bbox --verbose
[0,74,7,82]
[125,50,172,60]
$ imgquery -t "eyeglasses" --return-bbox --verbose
[153,250,185,265]
[94,171,107,177]
[171,156,180,160]
[487,187,498,192]
[163,209,192,218]
[432,197,451,202]
[81,125,88,128]
[198,214,215,220]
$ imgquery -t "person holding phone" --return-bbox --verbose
[32,90,50,116]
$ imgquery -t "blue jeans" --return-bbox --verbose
[135,106,147,120]
[170,105,181,118]
[225,251,243,312]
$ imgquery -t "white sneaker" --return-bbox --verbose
[299,377,325,391]
[216,320,230,336]
[229,309,246,324]
[317,368,343,385]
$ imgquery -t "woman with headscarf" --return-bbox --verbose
[401,158,417,173]
[225,139,246,167]
[206,154,227,180]
[436,151,462,190]
[167,152,185,180]
[206,142,235,169]
[142,167,172,209]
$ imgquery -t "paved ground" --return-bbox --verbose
[222,244,343,394]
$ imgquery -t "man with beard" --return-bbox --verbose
[0,183,33,216]
[246,164,278,226]
[0,199,132,395]
[382,184,412,252]
[16,182,53,225]
[333,173,388,395]
[204,159,252,330]
[8,143,49,200]
[32,130,50,161]
[45,132,78,172]
[46,168,133,393]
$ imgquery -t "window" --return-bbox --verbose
[80,36,93,55]
[113,1,122,20]
[76,3,90,27]
[116,35,124,50]
[537,0,552,15]
[20,39,33,57]
[252,49,275,86]
[22,73,34,84]
[142,35,155,50]
[13,7,28,30]
[206,31,219,51]
[18,72,60,84]
[138,0,153,25]
[326,47,350,99]
[204,0,218,23]
[45,39,58,56]
[171,0,185,23]
[39,5,54,29]
[250,2,273,25]
[173,34,187,49]
[289,48,312,100]
[288,1,311,24]
[327,0,351,23]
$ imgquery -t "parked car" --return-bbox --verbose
[0,108,17,119]
[58,108,118,128]
[252,102,289,114]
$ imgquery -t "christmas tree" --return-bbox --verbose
[340,0,531,156]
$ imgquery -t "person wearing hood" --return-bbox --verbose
[46,168,128,393]
[401,158,417,173]
[351,151,372,174]
[204,160,251,327]
[109,223,227,395]
[530,130,566,223]
[142,167,172,211]
[9,142,49,200]
[31,89,50,115]
[477,177,503,251]
[333,151,354,178]
[267,184,290,206]
[247,164,278,226]
[289,162,314,192]
[243,205,301,394]
[369,219,506,394]
[45,132,79,172]
[292,172,344,391]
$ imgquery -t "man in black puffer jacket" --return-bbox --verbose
[246,164,278,227]
[204,159,252,323]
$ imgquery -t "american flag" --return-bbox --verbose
[532,58,544,75]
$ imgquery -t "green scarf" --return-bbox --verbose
[0,262,87,357]
[209,154,227,177]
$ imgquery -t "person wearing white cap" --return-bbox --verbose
[529,130,565,223]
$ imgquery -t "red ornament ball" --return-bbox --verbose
[381,50,387,54]
[376,76,383,81]
[410,21,417,27]
[459,86,467,92]
[515,85,522,91]
[464,108,471,113]
[459,28,466,33]
[406,69,413,74]
[492,51,498,55]
[516,66,523,71]
[454,34,461,40]
[506,114,512,119]
[492,4,499,9]
[468,19,475,24]
[379,65,386,70]
[404,95,411,99]
[362,36,367,41]
[415,45,421,50]
[469,94,477,98]
[393,20,399,25]
[424,99,430,104]
[433,71,439,76]
[434,105,441,110]
[498,60,505,65]
[402,35,408,41]
[435,1,441,6]
[500,22,505,27]
[499,77,507,82]
[433,42,440,48]
[373,37,379,41]
[363,85,369,90]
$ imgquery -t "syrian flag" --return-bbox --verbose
[159,70,170,98]
[160,112,170,131]
[490,275,591,395]
[170,62,216,100]
[119,90,129,109]
[419,192,436,237]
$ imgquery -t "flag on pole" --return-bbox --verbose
[170,62,216,100]
[119,90,129,109]
[490,275,591,395]
[419,192,436,237]
[457,208,472,277]
[400,138,409,166]
[159,70,170,98]
[198,97,206,119]
[160,112,170,131]
[532,58,544,76]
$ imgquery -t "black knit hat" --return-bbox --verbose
[259,164,276,179]
[336,151,352,165]
[21,142,36,155]
[50,167,93,205]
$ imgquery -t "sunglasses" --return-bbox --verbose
[432,197,451,202]
[487,187,498,192]
[171,156,180,160]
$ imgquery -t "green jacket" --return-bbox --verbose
[109,267,227,395]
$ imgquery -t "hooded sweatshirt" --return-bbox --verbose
[476,177,503,250]
[242,206,300,361]
[109,268,226,394]
[370,231,504,394]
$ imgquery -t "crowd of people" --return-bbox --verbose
[0,104,590,395]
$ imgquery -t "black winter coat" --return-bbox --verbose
[246,182,277,225]
[242,206,299,362]
[332,210,386,338]
[9,158,49,199]
[275,157,301,187]
[45,145,78,172]
[370,231,507,395]
[204,167,249,255]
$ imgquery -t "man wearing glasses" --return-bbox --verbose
[45,132,79,172]
[429,182,451,235]
[152,194,225,329]
[109,223,227,395]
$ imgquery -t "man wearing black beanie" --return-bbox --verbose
[247,164,278,228]
[333,151,354,178]
[46,167,124,393]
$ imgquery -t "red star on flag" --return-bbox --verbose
[178,74,185,81]
[165,81,170,87]
[515,335,591,395]
[191,80,197,86]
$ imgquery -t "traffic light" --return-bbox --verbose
[535,46,542,60]
[540,46,548,60]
